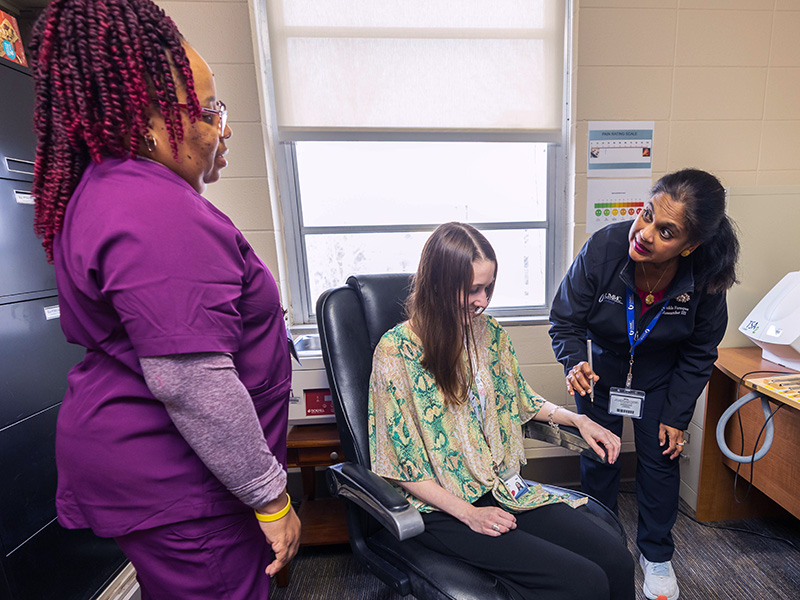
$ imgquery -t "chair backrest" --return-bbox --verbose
[316,274,413,468]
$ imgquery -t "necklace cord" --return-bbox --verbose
[641,263,669,306]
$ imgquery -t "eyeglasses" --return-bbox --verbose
[177,100,228,136]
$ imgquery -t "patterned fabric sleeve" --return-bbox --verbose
[368,334,434,482]
[491,319,546,424]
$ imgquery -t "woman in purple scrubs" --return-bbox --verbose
[29,1,299,597]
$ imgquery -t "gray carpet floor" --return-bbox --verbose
[271,481,800,599]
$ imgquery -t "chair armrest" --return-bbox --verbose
[524,421,607,464]
[326,462,425,541]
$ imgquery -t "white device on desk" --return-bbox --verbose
[739,270,800,371]
[289,349,336,426]
[718,272,800,463]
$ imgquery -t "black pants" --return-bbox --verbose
[577,387,681,563]
[418,495,634,600]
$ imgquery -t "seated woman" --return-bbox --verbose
[368,222,635,600]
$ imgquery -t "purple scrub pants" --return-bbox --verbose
[114,511,272,599]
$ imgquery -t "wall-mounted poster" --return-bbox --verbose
[0,10,27,68]
[588,121,653,178]
[586,178,652,234]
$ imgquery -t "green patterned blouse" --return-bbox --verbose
[368,314,586,514]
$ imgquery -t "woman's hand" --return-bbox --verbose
[462,505,517,537]
[256,494,302,576]
[575,414,621,464]
[396,478,516,537]
[659,423,685,460]
[565,361,598,397]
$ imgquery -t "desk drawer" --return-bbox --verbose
[287,445,343,468]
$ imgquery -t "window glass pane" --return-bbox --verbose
[305,229,545,312]
[484,229,546,307]
[305,232,427,308]
[296,142,548,227]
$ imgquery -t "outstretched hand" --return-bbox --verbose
[575,415,620,464]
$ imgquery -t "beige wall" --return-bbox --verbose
[575,0,800,350]
[507,0,800,454]
[571,0,800,479]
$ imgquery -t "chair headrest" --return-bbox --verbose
[347,274,413,348]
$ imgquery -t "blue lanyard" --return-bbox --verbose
[466,345,487,428]
[466,353,501,475]
[625,287,667,388]
[626,287,667,356]
[468,388,485,428]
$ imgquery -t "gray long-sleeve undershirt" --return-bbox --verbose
[140,353,286,510]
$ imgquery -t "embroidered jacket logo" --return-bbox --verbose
[598,292,623,305]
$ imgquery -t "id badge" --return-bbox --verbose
[498,462,530,500]
[608,387,645,419]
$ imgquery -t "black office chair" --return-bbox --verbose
[316,273,624,600]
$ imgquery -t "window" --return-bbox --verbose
[257,1,571,323]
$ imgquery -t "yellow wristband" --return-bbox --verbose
[254,494,292,523]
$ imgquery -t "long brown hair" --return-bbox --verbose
[406,222,497,406]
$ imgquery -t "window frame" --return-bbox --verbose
[256,1,574,326]
[278,139,569,325]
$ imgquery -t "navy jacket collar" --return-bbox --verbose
[618,254,695,301]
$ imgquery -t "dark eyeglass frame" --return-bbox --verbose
[177,100,228,135]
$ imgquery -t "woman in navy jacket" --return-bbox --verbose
[549,169,739,600]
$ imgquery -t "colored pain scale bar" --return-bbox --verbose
[594,202,644,218]
[746,374,800,411]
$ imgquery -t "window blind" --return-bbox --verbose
[265,1,566,141]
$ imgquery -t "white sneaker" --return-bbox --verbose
[639,554,680,600]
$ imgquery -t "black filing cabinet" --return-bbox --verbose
[0,178,56,297]
[0,63,35,183]
[0,58,127,600]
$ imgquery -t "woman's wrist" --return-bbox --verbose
[547,404,562,429]
[553,406,587,429]
[457,501,478,526]
[255,491,291,521]
[570,412,589,428]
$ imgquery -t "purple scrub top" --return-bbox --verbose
[53,158,291,537]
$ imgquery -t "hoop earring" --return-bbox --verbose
[681,249,692,257]
[143,133,157,153]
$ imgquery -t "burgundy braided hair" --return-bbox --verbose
[29,0,202,262]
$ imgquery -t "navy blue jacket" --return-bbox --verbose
[549,222,727,430]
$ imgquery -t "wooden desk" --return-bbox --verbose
[696,347,800,522]
[276,424,349,587]
[286,424,349,547]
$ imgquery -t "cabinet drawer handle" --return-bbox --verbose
[329,451,339,461]
[5,157,35,176]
